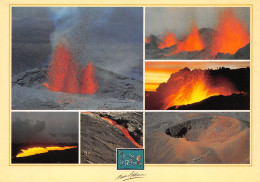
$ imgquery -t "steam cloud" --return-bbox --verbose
[47,7,143,77]
[12,112,78,144]
[12,119,46,143]
[12,7,143,78]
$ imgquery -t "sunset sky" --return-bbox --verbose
[145,62,250,91]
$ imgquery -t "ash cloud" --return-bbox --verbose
[146,7,250,39]
[47,7,143,77]
[12,7,143,78]
[12,119,46,143]
[12,112,78,144]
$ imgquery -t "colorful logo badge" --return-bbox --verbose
[117,149,144,170]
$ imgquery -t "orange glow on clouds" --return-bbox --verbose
[145,62,250,92]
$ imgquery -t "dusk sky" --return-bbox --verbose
[145,62,250,91]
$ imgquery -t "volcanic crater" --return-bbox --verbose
[145,113,250,164]
[165,117,214,142]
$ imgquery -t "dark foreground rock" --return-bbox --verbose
[167,94,250,110]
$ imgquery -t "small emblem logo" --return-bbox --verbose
[117,149,144,170]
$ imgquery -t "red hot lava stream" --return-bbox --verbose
[83,112,142,148]
[101,117,143,148]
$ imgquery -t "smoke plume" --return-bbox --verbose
[47,7,143,77]
[145,7,250,39]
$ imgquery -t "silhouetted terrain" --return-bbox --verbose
[167,94,249,110]
[146,67,250,110]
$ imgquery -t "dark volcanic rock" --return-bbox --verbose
[233,43,250,59]
[209,67,250,93]
[214,52,234,59]
[146,34,161,48]
[165,117,214,141]
[80,112,143,164]
[167,94,250,110]
[12,66,48,88]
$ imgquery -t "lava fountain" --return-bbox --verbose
[43,42,98,94]
[16,146,78,158]
[158,32,177,49]
[160,68,238,110]
[80,62,99,94]
[167,23,204,56]
[210,9,250,55]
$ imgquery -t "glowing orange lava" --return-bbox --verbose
[161,69,237,110]
[43,42,98,94]
[211,9,250,55]
[101,117,143,148]
[80,62,99,94]
[157,9,249,57]
[145,37,151,44]
[158,32,176,49]
[16,146,77,158]
[167,23,204,56]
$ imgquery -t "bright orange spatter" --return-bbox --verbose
[145,37,151,44]
[211,9,250,55]
[161,69,237,110]
[43,42,98,94]
[80,62,99,94]
[16,146,77,158]
[158,32,177,49]
[167,24,204,56]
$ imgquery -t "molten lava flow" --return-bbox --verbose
[168,24,204,56]
[16,146,77,158]
[101,117,143,148]
[158,32,176,49]
[160,68,237,110]
[145,37,151,44]
[43,42,98,95]
[211,9,250,55]
[80,62,98,94]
